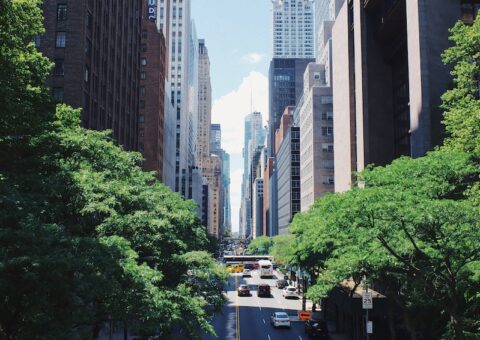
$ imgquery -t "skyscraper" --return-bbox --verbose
[210,124,222,155]
[40,0,142,151]
[222,151,231,234]
[332,0,471,192]
[157,0,192,194]
[272,0,315,59]
[197,39,211,170]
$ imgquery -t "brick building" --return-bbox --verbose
[138,0,167,181]
[39,0,142,151]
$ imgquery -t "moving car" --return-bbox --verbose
[237,284,250,296]
[276,279,288,289]
[282,286,299,299]
[242,269,252,277]
[257,283,271,297]
[270,312,291,328]
[305,312,329,339]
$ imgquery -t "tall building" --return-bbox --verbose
[332,0,476,192]
[40,0,142,151]
[138,0,167,181]
[275,108,301,234]
[157,0,192,194]
[240,112,266,239]
[252,178,264,238]
[210,124,222,155]
[299,63,334,211]
[272,0,315,59]
[222,151,231,234]
[268,58,314,156]
[197,39,211,170]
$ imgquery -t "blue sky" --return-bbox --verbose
[192,0,272,232]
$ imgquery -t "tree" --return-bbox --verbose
[0,2,226,338]
[246,236,272,255]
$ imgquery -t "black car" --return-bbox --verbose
[257,283,271,297]
[305,312,329,339]
[276,279,288,289]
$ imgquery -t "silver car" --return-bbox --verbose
[270,312,291,328]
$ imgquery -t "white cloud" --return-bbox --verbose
[212,71,268,232]
[212,71,268,154]
[242,52,267,64]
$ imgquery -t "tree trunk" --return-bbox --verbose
[312,302,317,312]
[404,312,418,340]
[92,321,102,339]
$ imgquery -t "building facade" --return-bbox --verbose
[268,58,314,155]
[138,0,167,181]
[272,0,315,59]
[157,0,192,194]
[40,0,142,151]
[299,63,334,212]
[252,178,264,239]
[332,0,477,192]
[275,109,300,234]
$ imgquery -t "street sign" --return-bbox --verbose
[367,321,373,334]
[362,292,373,309]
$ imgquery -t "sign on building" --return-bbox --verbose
[148,0,156,21]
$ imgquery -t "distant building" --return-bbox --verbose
[40,0,142,151]
[271,0,315,59]
[222,151,231,234]
[268,58,314,155]
[332,0,475,192]
[275,108,300,234]
[210,124,222,155]
[252,179,264,239]
[298,63,334,212]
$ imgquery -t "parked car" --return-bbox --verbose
[270,311,291,328]
[242,269,252,277]
[282,286,299,299]
[305,312,329,339]
[276,279,288,289]
[237,284,250,296]
[244,263,254,270]
[257,283,271,297]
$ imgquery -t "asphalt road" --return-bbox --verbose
[202,269,308,340]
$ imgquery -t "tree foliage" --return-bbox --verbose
[0,1,226,338]
[246,236,272,255]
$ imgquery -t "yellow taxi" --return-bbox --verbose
[226,264,245,273]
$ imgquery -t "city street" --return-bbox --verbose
[203,269,307,340]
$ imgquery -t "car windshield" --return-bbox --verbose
[287,287,296,291]
[261,265,271,269]
[275,313,289,319]
[240,285,248,289]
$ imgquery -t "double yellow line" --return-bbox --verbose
[234,275,241,340]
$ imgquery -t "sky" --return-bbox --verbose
[192,0,272,232]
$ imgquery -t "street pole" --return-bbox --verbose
[366,280,369,340]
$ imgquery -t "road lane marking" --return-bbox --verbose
[257,300,262,310]
[267,335,271,340]
[262,318,266,325]
[235,275,241,340]
[299,337,303,340]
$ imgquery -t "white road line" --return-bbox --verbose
[299,336,303,340]
[262,318,266,325]
[267,335,271,340]
[257,301,262,310]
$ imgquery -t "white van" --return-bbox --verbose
[258,260,274,278]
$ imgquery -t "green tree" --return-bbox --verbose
[0,1,226,338]
[246,236,272,255]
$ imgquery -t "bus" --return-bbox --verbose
[258,259,274,278]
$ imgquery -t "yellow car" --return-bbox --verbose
[226,264,245,273]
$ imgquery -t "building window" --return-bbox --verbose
[52,87,64,103]
[323,160,334,169]
[53,59,64,75]
[322,176,334,185]
[140,71,146,80]
[322,127,333,136]
[55,31,66,48]
[322,111,333,121]
[322,143,334,153]
[57,4,67,21]
[140,100,145,108]
[84,66,89,83]
[139,128,144,137]
[141,57,147,66]
[139,86,146,96]
[138,115,145,123]
[321,96,333,104]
